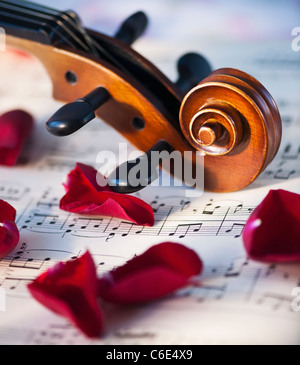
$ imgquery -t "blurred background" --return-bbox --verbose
[1,0,299,115]
[30,0,300,71]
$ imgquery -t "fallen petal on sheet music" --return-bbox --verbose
[0,199,20,258]
[60,163,154,226]
[243,189,300,262]
[97,242,203,305]
[27,251,104,338]
[0,110,34,166]
[27,243,203,338]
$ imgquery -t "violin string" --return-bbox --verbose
[0,0,93,53]
[14,0,100,56]
[18,0,100,57]
[0,0,133,73]
[0,6,80,50]
[63,10,100,57]
[0,0,177,116]
[0,9,59,44]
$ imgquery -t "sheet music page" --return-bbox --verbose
[0,0,299,345]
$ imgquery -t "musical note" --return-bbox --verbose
[112,221,134,237]
[9,256,51,270]
[274,168,296,180]
[20,212,62,233]
[65,217,105,232]
[0,277,32,294]
[282,143,300,160]
[233,203,243,213]
[224,223,245,238]
[196,284,227,302]
[180,199,191,211]
[106,232,115,242]
[168,223,202,238]
[202,201,221,215]
[265,264,276,277]
[37,158,78,173]
[224,257,249,277]
[257,293,294,311]
[0,182,30,201]
[134,226,145,235]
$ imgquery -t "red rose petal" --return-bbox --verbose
[0,200,19,258]
[97,242,203,304]
[27,251,104,338]
[0,221,20,259]
[0,199,16,222]
[60,163,154,226]
[242,189,300,262]
[0,110,34,166]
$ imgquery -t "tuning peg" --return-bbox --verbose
[107,140,173,194]
[175,52,212,94]
[46,87,110,136]
[114,11,148,46]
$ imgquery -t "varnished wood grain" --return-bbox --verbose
[6,35,282,193]
[180,68,282,191]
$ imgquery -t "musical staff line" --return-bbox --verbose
[16,193,255,241]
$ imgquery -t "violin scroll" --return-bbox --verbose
[179,68,282,191]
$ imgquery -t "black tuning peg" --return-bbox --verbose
[175,52,212,95]
[114,11,148,46]
[46,87,110,136]
[107,140,173,194]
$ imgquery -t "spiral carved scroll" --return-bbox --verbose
[179,68,282,192]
